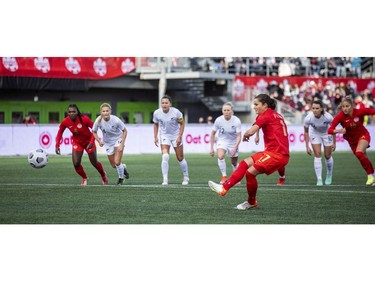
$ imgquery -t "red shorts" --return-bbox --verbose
[348,131,371,153]
[252,151,289,175]
[72,141,96,154]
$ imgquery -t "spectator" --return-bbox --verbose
[278,58,293,77]
[23,114,36,125]
[335,57,347,77]
[327,58,337,77]
[300,57,312,76]
[345,82,355,98]
[351,57,362,78]
[310,57,321,77]
[333,87,344,108]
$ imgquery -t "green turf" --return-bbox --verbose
[1,152,375,224]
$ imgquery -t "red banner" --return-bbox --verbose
[0,57,136,80]
[233,75,375,101]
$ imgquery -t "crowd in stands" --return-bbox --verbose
[194,57,364,78]
[190,57,374,117]
[168,57,374,123]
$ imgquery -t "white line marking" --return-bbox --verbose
[1,183,375,194]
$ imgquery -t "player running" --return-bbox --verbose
[209,102,242,184]
[92,103,129,185]
[55,104,108,186]
[328,96,375,186]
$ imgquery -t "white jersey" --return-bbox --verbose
[153,107,183,138]
[304,111,333,136]
[93,115,126,145]
[213,115,242,144]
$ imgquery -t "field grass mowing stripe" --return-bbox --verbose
[1,183,375,195]
[263,187,375,194]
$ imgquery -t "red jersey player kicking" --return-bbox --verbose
[55,104,108,186]
[208,94,290,210]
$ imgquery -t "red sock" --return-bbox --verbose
[245,171,258,205]
[278,166,285,177]
[74,165,87,179]
[95,161,106,177]
[223,160,249,191]
[355,151,374,175]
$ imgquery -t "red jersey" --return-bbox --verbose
[55,115,95,148]
[254,108,289,155]
[328,107,375,144]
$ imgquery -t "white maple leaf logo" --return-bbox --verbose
[93,58,107,76]
[121,58,135,73]
[2,57,18,72]
[65,57,81,74]
[256,79,268,90]
[34,57,51,73]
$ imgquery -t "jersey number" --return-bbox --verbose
[280,120,287,136]
[259,153,271,163]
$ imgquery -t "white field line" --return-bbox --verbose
[1,183,375,194]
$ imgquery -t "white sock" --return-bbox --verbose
[179,158,189,178]
[314,157,322,180]
[116,163,124,179]
[218,159,227,176]
[162,154,169,180]
[325,157,334,176]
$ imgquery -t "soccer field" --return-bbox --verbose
[1,152,375,224]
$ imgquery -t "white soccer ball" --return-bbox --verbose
[28,148,48,169]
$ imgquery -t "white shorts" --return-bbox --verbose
[104,139,123,155]
[310,134,333,147]
[159,134,183,148]
[216,140,239,157]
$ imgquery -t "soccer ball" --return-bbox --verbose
[28,148,48,169]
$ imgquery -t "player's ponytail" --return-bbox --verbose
[255,93,277,110]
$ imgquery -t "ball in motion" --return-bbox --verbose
[28,148,48,169]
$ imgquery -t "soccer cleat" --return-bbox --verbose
[81,178,88,186]
[123,164,129,179]
[316,179,323,186]
[220,176,227,184]
[162,179,168,185]
[236,200,258,210]
[102,172,108,185]
[325,175,332,185]
[117,178,124,185]
[366,175,374,186]
[208,180,227,196]
[182,177,189,185]
[277,177,286,186]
